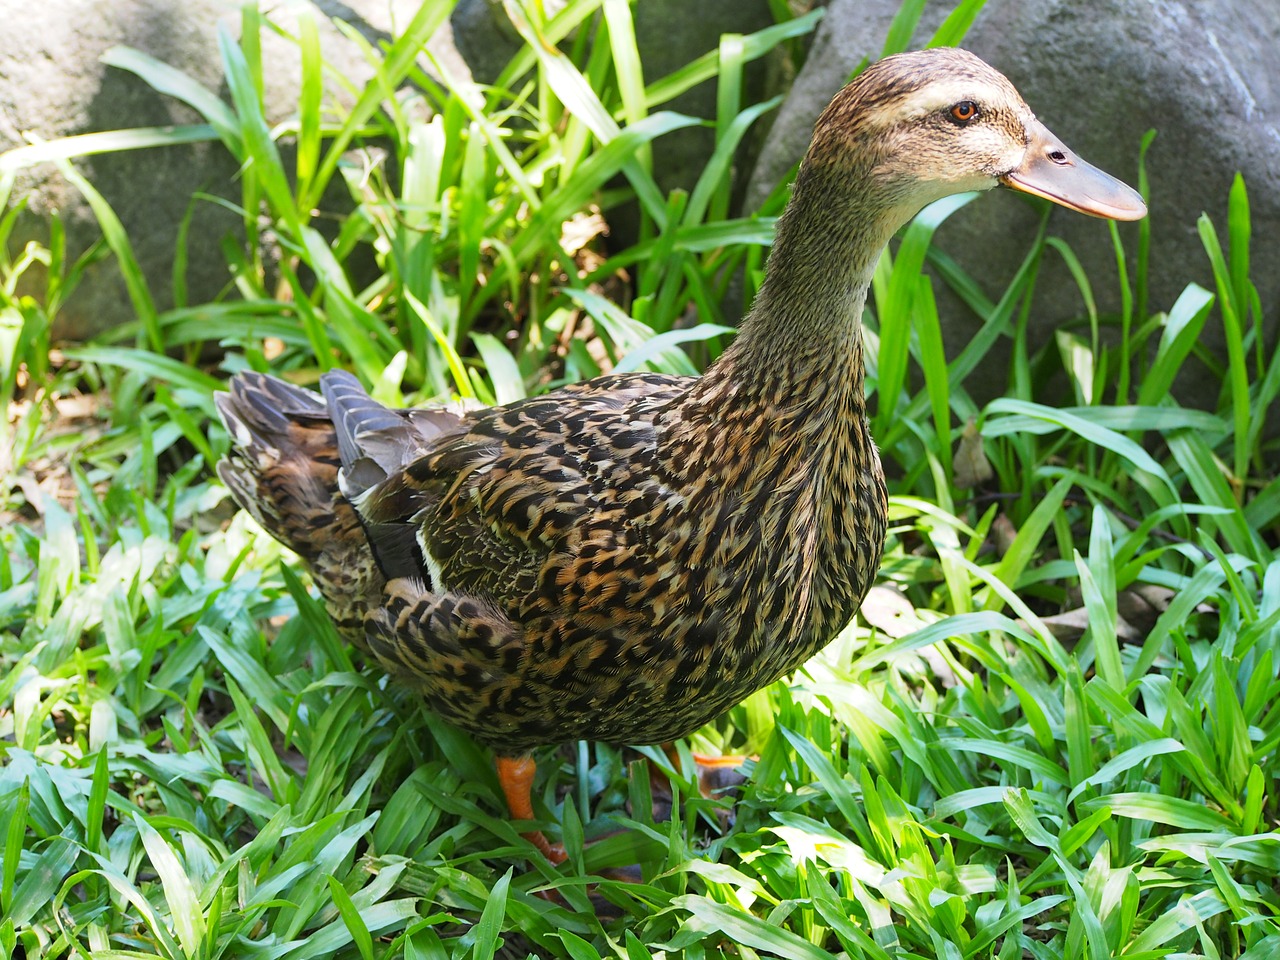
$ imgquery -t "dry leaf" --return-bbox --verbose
[954,418,993,488]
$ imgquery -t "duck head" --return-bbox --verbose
[808,47,1147,226]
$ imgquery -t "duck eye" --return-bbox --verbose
[948,101,979,124]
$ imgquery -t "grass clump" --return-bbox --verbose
[2,1,1280,958]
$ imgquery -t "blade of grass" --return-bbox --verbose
[135,814,207,956]
[1198,210,1250,487]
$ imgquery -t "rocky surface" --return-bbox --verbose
[1,0,452,340]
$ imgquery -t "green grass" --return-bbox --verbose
[3,1,1280,958]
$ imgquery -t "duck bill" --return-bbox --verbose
[1000,119,1147,221]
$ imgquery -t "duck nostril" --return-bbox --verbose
[1048,149,1068,164]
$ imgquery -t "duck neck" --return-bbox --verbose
[695,157,897,420]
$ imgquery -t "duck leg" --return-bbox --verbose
[690,752,751,798]
[362,581,567,862]
[648,746,748,833]
[661,744,750,800]
[495,755,566,864]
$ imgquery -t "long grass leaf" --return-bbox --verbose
[1198,211,1251,484]
[471,867,512,959]
[135,814,207,956]
[1167,430,1263,561]
[928,0,989,47]
[685,97,782,227]
[326,875,375,960]
[101,46,240,147]
[295,14,322,202]
[1082,505,1121,686]
[602,0,647,130]
[0,126,220,175]
[880,0,927,54]
[63,347,223,397]
[1,781,29,915]
[983,398,1173,490]
[48,158,159,351]
[672,895,837,960]
[640,9,823,110]
[306,0,459,211]
[874,193,975,437]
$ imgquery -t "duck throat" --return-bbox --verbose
[653,157,892,662]
[695,156,897,419]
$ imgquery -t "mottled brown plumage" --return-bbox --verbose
[216,49,1144,853]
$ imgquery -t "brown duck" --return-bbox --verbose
[217,48,1145,861]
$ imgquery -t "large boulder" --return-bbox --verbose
[747,0,1280,404]
[4,0,237,342]
[1,0,458,341]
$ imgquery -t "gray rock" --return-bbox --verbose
[3,0,233,341]
[450,0,528,85]
[748,0,1280,404]
[1,0,435,341]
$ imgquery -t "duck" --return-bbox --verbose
[215,47,1145,862]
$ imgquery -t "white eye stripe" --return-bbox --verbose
[893,80,984,118]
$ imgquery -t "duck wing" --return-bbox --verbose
[327,369,691,607]
[313,369,705,749]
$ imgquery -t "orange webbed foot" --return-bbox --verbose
[495,754,566,864]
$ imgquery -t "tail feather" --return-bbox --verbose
[215,371,473,647]
[319,369,407,493]
[319,369,466,502]
[317,369,471,582]
[215,373,378,645]
[216,371,326,442]
[215,374,345,561]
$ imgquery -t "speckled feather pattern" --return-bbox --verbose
[215,48,1060,757]
[218,362,886,754]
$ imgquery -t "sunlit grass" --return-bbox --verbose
[2,0,1279,958]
